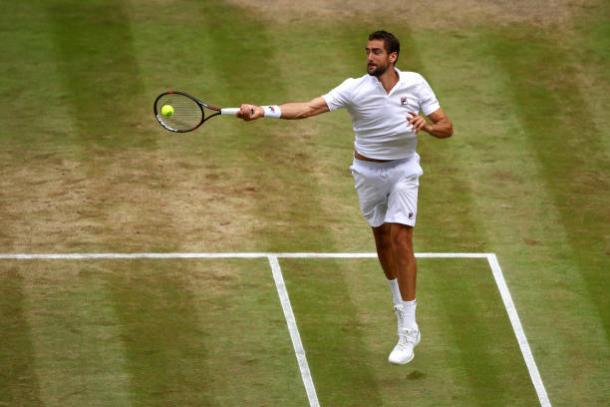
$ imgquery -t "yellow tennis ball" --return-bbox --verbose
[161,104,174,117]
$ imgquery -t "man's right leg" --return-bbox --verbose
[374,223,420,365]
[372,224,402,307]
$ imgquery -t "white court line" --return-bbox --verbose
[486,254,551,407]
[0,252,271,260]
[0,252,491,260]
[268,255,320,407]
[0,251,551,406]
[277,252,491,259]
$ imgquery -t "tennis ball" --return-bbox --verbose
[161,104,174,117]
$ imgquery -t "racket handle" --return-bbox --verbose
[220,108,240,115]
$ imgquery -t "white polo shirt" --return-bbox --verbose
[322,68,440,161]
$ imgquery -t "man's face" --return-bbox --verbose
[366,39,396,77]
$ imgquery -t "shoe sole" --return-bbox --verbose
[389,353,415,365]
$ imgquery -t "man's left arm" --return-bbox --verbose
[408,108,453,139]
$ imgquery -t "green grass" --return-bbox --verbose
[1,0,609,405]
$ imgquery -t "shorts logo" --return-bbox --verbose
[269,106,276,112]
[408,212,414,219]
[401,97,408,106]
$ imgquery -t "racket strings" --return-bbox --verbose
[156,94,203,132]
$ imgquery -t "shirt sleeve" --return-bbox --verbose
[322,78,354,111]
[414,75,441,116]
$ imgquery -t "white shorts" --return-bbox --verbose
[350,157,423,228]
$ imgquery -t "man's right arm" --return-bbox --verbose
[238,97,329,121]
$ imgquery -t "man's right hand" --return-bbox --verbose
[238,104,264,121]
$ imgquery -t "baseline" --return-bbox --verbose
[0,252,489,260]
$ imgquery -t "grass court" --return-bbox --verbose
[1,1,609,405]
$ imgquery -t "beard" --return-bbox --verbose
[367,62,389,77]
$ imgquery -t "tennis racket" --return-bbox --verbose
[153,91,241,133]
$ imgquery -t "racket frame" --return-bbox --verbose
[154,91,236,133]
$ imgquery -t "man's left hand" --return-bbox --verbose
[407,112,427,133]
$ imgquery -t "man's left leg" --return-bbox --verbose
[387,223,421,364]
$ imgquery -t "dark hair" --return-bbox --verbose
[368,30,400,62]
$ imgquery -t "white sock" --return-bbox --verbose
[387,279,402,306]
[402,299,417,329]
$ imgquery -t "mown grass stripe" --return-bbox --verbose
[46,0,151,148]
[488,28,610,342]
[422,259,541,405]
[104,261,213,407]
[567,2,610,154]
[20,263,132,407]
[0,2,77,150]
[0,266,44,407]
[171,259,310,406]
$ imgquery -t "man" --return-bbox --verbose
[238,30,453,365]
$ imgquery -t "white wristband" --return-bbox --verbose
[262,105,282,119]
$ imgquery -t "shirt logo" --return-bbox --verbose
[400,97,408,106]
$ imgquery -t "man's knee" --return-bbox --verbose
[390,224,414,254]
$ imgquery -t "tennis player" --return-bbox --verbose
[238,30,453,365]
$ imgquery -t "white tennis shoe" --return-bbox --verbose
[389,304,420,364]
[388,326,421,365]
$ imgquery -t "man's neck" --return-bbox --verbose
[377,66,399,94]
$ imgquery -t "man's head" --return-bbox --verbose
[366,30,400,77]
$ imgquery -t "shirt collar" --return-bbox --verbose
[370,66,403,94]
[393,67,403,85]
